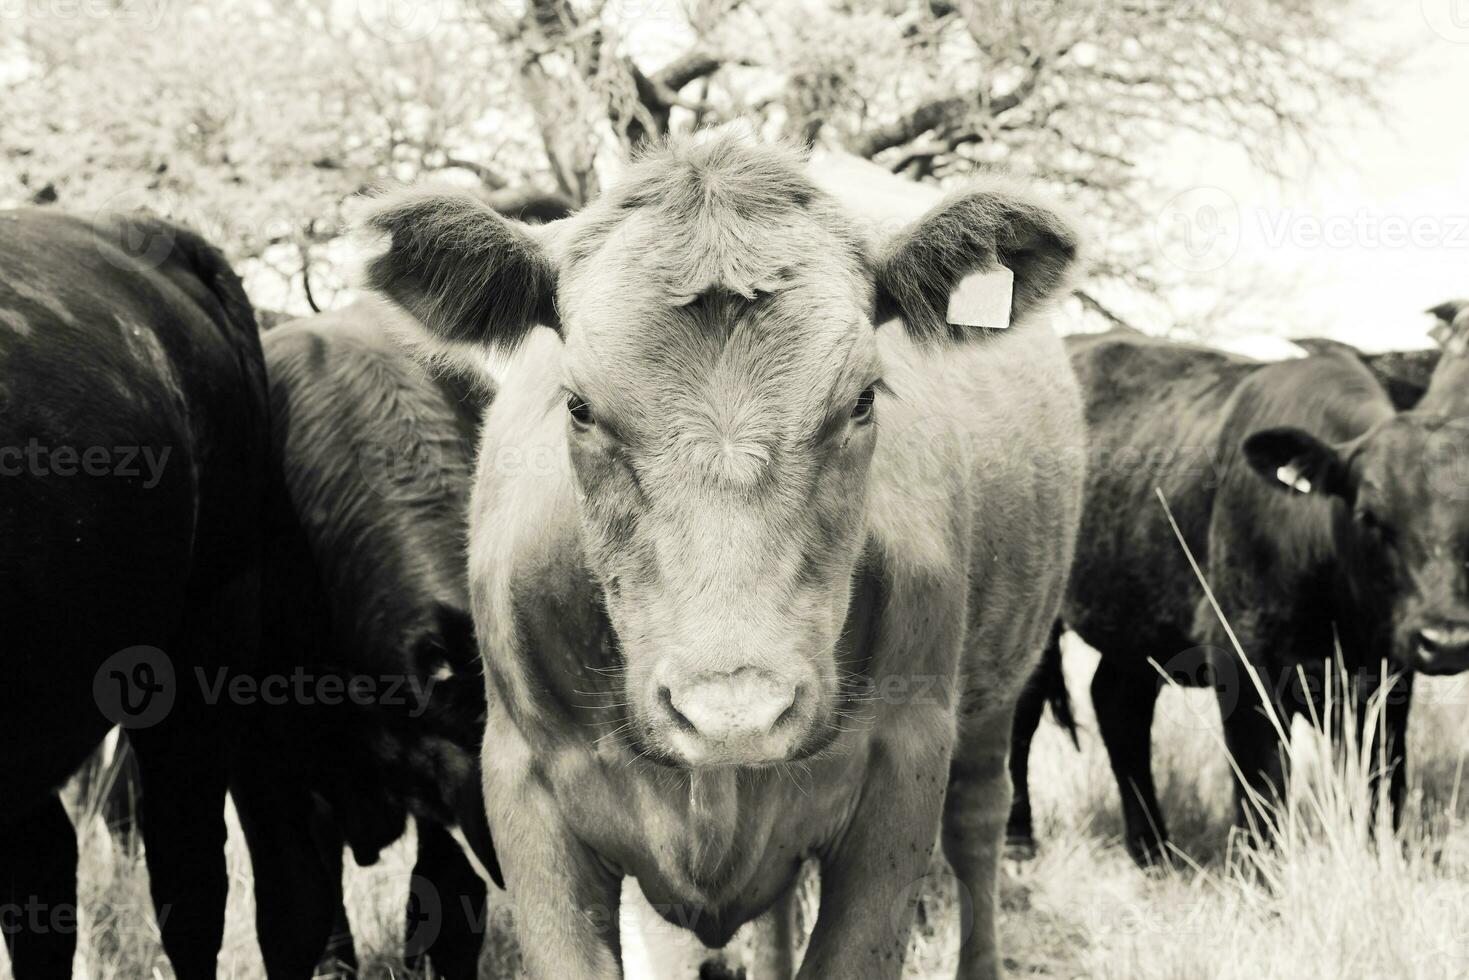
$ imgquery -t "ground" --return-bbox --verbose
[11,635,1469,979]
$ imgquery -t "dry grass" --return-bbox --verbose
[8,637,1469,979]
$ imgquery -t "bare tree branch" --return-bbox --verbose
[656,51,723,93]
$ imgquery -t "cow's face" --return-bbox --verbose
[361,135,1081,766]
[1246,415,1469,674]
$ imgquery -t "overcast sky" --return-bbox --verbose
[1163,2,1469,352]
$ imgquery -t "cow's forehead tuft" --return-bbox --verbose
[559,132,868,307]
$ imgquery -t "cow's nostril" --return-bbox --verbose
[1423,627,1468,649]
[1415,621,1469,666]
[659,685,697,732]
[772,684,804,730]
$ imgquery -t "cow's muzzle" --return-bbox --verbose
[1411,620,1469,675]
[656,665,808,765]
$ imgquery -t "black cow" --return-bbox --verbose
[0,209,268,977]
[1008,329,1469,864]
[231,301,497,979]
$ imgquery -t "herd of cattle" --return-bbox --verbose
[1,133,1467,980]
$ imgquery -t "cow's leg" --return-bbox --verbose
[798,709,951,980]
[939,703,1019,980]
[316,825,357,979]
[0,794,78,980]
[1004,628,1062,858]
[130,574,257,979]
[1090,657,1167,865]
[404,820,486,980]
[1356,670,1413,830]
[486,721,622,979]
[232,762,342,979]
[1217,655,1289,843]
[129,702,229,979]
[495,822,621,979]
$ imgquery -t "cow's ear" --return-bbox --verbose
[1428,299,1469,327]
[1243,427,1355,500]
[873,183,1082,341]
[358,186,559,369]
[1428,300,1469,351]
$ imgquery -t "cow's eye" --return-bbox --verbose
[851,385,876,423]
[1357,508,1395,544]
[567,393,595,428]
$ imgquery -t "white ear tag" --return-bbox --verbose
[947,266,1014,330]
[1277,464,1312,494]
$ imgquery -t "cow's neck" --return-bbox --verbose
[610,747,863,931]
[684,770,743,884]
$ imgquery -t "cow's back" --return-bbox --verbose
[1062,331,1258,656]
[0,208,266,789]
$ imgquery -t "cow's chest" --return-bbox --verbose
[560,749,867,947]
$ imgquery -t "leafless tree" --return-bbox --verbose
[1,0,1388,325]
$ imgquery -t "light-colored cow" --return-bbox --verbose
[360,132,1086,979]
